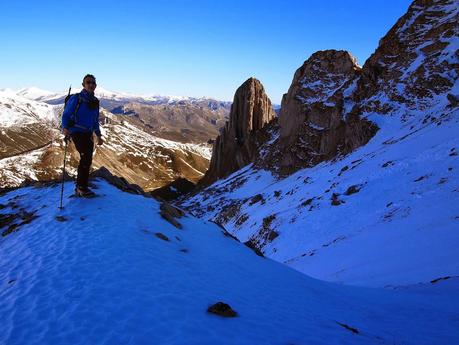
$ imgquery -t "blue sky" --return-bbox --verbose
[0,0,412,103]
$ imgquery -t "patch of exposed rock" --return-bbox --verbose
[159,202,185,229]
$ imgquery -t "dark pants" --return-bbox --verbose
[71,132,94,188]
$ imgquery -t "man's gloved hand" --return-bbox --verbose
[97,136,104,146]
[63,128,71,143]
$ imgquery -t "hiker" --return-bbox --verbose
[62,74,104,197]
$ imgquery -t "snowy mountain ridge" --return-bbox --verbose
[15,86,61,102]
[13,85,232,107]
[0,89,58,127]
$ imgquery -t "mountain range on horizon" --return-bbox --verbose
[3,85,234,104]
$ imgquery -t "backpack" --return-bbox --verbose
[64,93,82,127]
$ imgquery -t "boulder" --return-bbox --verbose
[207,302,238,317]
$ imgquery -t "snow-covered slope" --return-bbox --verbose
[181,103,459,287]
[0,146,51,186]
[0,89,58,127]
[103,115,211,160]
[0,89,58,161]
[1,179,458,344]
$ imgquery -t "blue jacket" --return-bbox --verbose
[62,89,101,137]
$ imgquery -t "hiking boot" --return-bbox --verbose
[75,186,96,198]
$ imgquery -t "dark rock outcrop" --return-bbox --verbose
[1,209,38,237]
[199,77,275,186]
[150,177,195,201]
[90,166,147,196]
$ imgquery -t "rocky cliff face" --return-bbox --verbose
[276,50,378,173]
[351,0,458,116]
[199,78,276,186]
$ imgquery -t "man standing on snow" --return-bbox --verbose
[62,74,104,197]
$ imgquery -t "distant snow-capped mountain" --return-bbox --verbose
[15,86,61,102]
[15,86,232,109]
[95,86,204,104]
[0,89,58,127]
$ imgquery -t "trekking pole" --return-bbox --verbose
[59,136,70,209]
[59,85,72,210]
